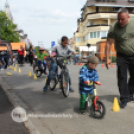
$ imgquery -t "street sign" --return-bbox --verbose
[51,41,55,47]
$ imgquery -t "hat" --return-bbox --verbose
[87,55,99,64]
[39,47,44,51]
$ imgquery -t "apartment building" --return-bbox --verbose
[75,0,134,56]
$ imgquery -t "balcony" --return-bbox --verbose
[85,13,117,20]
[87,24,109,27]
[95,0,116,2]
[75,32,83,38]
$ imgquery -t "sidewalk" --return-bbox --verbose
[0,87,30,134]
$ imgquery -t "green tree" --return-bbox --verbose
[34,46,40,55]
[0,11,20,42]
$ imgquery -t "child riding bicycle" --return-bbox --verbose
[79,55,101,114]
[43,36,76,91]
[37,48,49,75]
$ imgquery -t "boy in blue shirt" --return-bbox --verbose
[79,55,101,114]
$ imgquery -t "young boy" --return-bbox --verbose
[37,48,48,74]
[79,55,101,114]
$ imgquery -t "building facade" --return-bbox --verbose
[75,0,134,53]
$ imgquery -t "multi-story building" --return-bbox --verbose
[75,0,134,56]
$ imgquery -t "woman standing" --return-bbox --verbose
[18,45,24,65]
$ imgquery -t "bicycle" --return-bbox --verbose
[33,57,50,77]
[84,81,106,119]
[49,54,74,97]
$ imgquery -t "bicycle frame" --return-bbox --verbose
[86,84,99,110]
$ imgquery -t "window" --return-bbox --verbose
[113,7,120,12]
[76,38,81,42]
[90,32,93,38]
[94,32,96,38]
[97,31,100,38]
[89,31,100,39]
[90,21,94,26]
[129,0,134,1]
[101,31,108,38]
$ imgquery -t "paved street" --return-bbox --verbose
[0,64,134,134]
[0,87,30,134]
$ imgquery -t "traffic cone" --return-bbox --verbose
[33,74,37,80]
[15,64,17,68]
[101,64,105,68]
[112,97,120,112]
[28,71,31,77]
[9,66,13,69]
[111,64,114,68]
[14,68,17,71]
[7,72,12,76]
[19,68,21,73]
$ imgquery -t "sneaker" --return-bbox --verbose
[129,96,134,102]
[80,110,85,115]
[43,85,50,91]
[69,87,74,92]
[120,101,127,108]
[0,68,4,71]
[43,87,47,91]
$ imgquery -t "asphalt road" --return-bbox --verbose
[0,87,30,134]
[0,64,134,134]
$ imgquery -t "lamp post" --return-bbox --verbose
[87,43,90,56]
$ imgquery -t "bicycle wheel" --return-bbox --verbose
[61,69,69,97]
[50,77,57,90]
[33,65,42,77]
[90,101,106,119]
[33,65,39,73]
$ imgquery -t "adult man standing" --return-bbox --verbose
[105,7,134,108]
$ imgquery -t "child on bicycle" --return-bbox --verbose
[79,55,101,114]
[37,48,49,74]
[43,36,76,91]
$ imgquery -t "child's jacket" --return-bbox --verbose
[79,65,99,93]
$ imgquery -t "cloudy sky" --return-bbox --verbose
[0,0,86,48]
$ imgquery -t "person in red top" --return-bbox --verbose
[18,45,24,65]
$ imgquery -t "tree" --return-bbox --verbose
[0,11,20,42]
[34,46,40,55]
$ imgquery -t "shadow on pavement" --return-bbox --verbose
[98,95,120,103]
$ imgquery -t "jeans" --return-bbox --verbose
[0,57,6,69]
[74,57,78,65]
[117,53,134,102]
[38,60,46,71]
[45,61,71,87]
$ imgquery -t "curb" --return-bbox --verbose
[0,76,41,134]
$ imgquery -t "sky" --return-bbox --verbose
[0,0,86,49]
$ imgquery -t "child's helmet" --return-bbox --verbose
[39,48,44,51]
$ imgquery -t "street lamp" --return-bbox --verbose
[87,43,90,56]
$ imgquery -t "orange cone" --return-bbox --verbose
[101,64,104,68]
[111,64,114,68]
